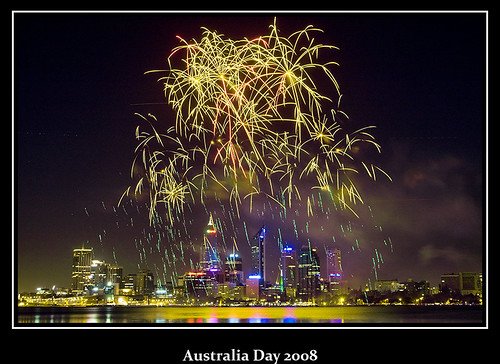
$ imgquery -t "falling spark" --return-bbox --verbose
[122,18,390,225]
[102,18,396,291]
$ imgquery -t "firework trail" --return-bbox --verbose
[121,19,390,225]
[102,19,395,290]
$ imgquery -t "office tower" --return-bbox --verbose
[225,253,243,285]
[182,271,214,300]
[108,265,123,295]
[107,265,123,285]
[326,248,343,292]
[250,226,266,289]
[246,275,260,300]
[281,246,298,298]
[71,244,94,294]
[297,245,321,301]
[90,259,109,290]
[200,213,221,272]
[136,269,154,295]
[122,273,136,294]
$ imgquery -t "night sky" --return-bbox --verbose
[15,12,486,293]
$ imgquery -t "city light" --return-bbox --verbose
[17,215,483,309]
[18,232,483,309]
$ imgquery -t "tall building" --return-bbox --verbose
[122,273,136,294]
[200,213,221,272]
[90,259,109,290]
[108,265,123,295]
[135,269,154,295]
[181,271,214,301]
[250,226,266,291]
[108,265,123,285]
[297,245,321,301]
[246,274,260,300]
[326,248,343,293]
[71,245,94,294]
[225,253,243,285]
[281,246,297,299]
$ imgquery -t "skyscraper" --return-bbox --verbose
[281,246,298,299]
[250,226,266,291]
[71,244,94,294]
[326,248,343,293]
[200,213,220,272]
[297,245,321,301]
[90,259,108,290]
[135,269,154,295]
[225,253,243,285]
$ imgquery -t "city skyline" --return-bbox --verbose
[20,235,483,307]
[15,12,486,294]
[23,214,482,299]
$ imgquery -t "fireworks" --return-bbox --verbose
[122,18,390,224]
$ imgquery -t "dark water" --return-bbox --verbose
[16,305,484,325]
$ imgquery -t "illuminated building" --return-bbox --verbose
[246,275,261,300]
[297,245,321,301]
[182,272,214,301]
[108,265,123,285]
[402,279,430,296]
[250,226,266,292]
[121,273,136,295]
[107,265,122,296]
[225,253,243,285]
[135,269,154,295]
[200,213,220,272]
[280,246,297,299]
[90,259,108,290]
[326,248,343,293]
[71,244,94,294]
[374,279,403,293]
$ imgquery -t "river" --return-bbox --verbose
[16,305,483,325]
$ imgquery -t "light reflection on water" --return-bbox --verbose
[17,306,482,324]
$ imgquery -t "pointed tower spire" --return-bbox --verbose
[206,213,216,234]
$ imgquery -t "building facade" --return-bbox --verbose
[281,246,298,299]
[297,246,321,301]
[71,245,94,294]
[250,226,266,294]
[326,248,343,293]
[441,272,481,296]
[136,269,154,295]
[225,253,244,285]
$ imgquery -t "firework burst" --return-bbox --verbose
[122,19,390,224]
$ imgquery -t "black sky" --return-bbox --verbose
[15,12,486,292]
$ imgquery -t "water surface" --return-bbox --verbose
[17,305,484,325]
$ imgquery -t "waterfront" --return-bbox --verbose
[16,305,483,325]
